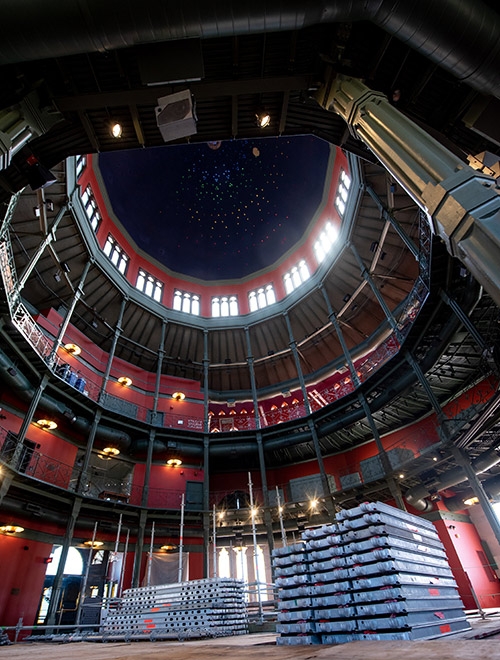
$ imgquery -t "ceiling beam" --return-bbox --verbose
[55,75,314,112]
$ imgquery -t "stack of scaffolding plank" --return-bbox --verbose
[273,541,318,645]
[101,577,248,641]
[273,501,470,645]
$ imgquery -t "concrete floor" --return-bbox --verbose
[2,619,500,660]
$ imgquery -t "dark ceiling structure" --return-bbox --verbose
[0,0,500,514]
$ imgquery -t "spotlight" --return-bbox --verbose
[255,110,271,128]
[172,391,185,401]
[110,121,123,138]
[463,496,479,506]
[167,458,182,467]
[117,376,132,387]
[84,540,103,548]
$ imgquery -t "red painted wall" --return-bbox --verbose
[434,511,500,609]
[0,536,52,636]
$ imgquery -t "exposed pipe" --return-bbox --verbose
[442,474,500,512]
[405,445,500,511]
[0,1,498,99]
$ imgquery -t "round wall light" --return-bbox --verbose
[0,525,24,534]
[64,343,81,356]
[117,376,132,387]
[36,419,57,431]
[172,391,185,401]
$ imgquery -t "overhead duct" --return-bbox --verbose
[0,1,498,99]
[442,474,500,512]
[405,445,500,512]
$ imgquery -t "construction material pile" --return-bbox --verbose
[273,501,470,645]
[101,577,248,641]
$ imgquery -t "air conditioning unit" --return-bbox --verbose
[155,90,197,143]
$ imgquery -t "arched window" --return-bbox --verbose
[46,546,84,576]
[174,290,200,315]
[136,268,163,302]
[220,296,229,317]
[284,260,310,294]
[212,297,220,317]
[248,291,258,312]
[103,235,129,274]
[248,284,275,311]
[229,295,239,316]
[265,285,276,305]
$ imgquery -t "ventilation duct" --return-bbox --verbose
[405,445,500,512]
[0,1,498,99]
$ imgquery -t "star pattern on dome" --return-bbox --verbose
[98,136,331,279]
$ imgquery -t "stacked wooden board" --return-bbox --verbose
[273,501,470,645]
[101,577,248,641]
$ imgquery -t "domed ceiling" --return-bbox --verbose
[97,135,332,280]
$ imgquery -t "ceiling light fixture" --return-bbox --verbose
[117,376,132,387]
[64,343,81,356]
[84,540,104,547]
[172,391,185,401]
[255,110,271,128]
[36,419,57,431]
[463,496,480,506]
[110,121,123,138]
[0,525,24,534]
[102,446,120,456]
[167,458,182,467]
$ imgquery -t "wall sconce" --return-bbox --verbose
[64,343,81,356]
[0,525,24,534]
[166,458,182,467]
[36,419,57,431]
[117,376,132,387]
[161,544,177,552]
[102,446,120,457]
[84,540,104,548]
[172,391,185,401]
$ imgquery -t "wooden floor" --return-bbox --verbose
[2,616,500,660]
